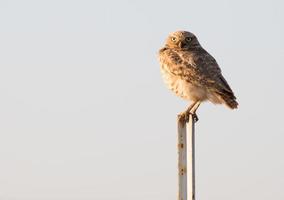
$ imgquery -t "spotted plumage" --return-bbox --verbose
[158,31,238,121]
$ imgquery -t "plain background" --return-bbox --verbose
[0,0,284,199]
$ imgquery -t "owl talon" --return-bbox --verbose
[191,113,199,122]
[178,111,199,124]
[178,112,189,125]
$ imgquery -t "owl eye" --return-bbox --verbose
[171,37,177,42]
[185,37,192,42]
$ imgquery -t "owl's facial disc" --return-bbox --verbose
[166,31,199,49]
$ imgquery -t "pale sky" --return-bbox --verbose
[0,0,284,200]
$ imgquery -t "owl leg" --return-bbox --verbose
[189,101,201,122]
[178,102,197,124]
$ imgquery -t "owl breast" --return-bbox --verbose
[160,63,208,102]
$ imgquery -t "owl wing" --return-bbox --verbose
[159,47,238,108]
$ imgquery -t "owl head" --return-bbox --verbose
[165,31,200,49]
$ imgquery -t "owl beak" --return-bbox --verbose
[178,41,186,48]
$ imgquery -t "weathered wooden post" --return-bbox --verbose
[177,113,196,200]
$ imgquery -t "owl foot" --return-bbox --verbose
[178,111,189,125]
[178,111,199,125]
[192,113,199,122]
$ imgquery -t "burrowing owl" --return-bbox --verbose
[159,30,238,122]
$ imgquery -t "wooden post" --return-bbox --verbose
[178,114,196,200]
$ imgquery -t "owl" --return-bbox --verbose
[158,31,238,123]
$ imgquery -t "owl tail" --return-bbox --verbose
[221,93,238,109]
[223,97,238,109]
[216,91,238,109]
